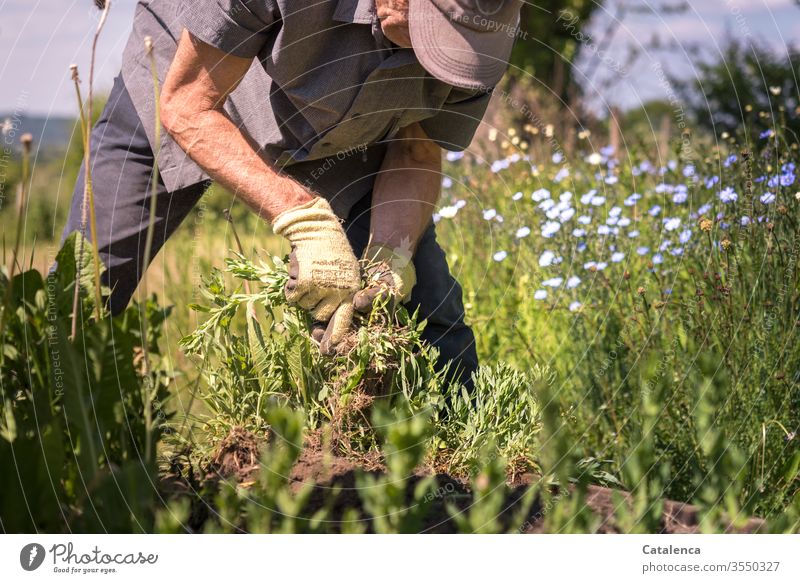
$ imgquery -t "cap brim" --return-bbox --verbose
[408,0,517,90]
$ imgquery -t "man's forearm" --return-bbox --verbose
[370,123,442,253]
[161,31,313,222]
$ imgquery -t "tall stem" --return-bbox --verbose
[69,65,87,340]
[140,35,161,463]
[0,134,33,341]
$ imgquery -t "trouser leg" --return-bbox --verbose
[343,195,479,388]
[62,75,208,315]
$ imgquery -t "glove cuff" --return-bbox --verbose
[272,197,337,238]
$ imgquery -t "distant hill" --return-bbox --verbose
[0,114,77,153]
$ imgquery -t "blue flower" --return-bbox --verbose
[569,301,582,312]
[446,151,465,162]
[652,253,664,265]
[664,217,681,231]
[609,206,622,217]
[719,187,738,203]
[572,228,586,238]
[760,192,776,204]
[723,154,737,167]
[780,173,795,187]
[532,188,551,202]
[740,216,751,226]
[598,225,611,236]
[760,129,775,139]
[442,177,453,189]
[670,247,684,256]
[559,207,576,222]
[683,164,695,177]
[590,195,606,206]
[673,191,688,204]
[637,246,650,255]
[697,203,712,215]
[604,175,619,185]
[705,176,720,188]
[611,252,625,263]
[628,230,640,238]
[679,229,692,244]
[542,277,563,287]
[596,261,608,270]
[539,199,555,211]
[649,205,662,217]
[542,221,561,238]
[578,215,592,225]
[567,276,581,289]
[554,167,570,182]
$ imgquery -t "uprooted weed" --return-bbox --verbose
[177,253,447,464]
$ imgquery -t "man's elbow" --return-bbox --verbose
[159,89,182,138]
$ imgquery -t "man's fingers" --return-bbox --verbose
[320,302,354,355]
[353,283,392,313]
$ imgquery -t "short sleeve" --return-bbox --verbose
[182,1,279,59]
[419,88,492,152]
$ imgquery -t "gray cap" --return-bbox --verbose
[408,0,523,90]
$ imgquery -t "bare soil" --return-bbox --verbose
[168,429,764,534]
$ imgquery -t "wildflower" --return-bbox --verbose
[670,247,683,256]
[664,217,681,231]
[617,217,631,227]
[652,253,664,265]
[542,277,563,287]
[673,191,688,204]
[760,192,776,204]
[512,191,523,201]
[683,165,695,177]
[590,195,606,206]
[587,152,602,165]
[608,206,622,218]
[648,205,662,217]
[583,261,597,270]
[569,301,582,312]
[697,203,712,215]
[624,192,642,206]
[438,205,459,218]
[532,188,551,202]
[719,187,738,203]
[760,129,775,139]
[724,154,737,167]
[679,229,692,244]
[534,289,548,300]
[554,167,570,182]
[446,151,465,162]
[704,176,720,189]
[542,221,561,238]
[566,275,581,289]
[493,250,508,262]
[637,286,646,296]
[699,217,713,232]
[572,228,586,238]
[604,175,618,185]
[577,215,591,225]
[539,250,555,267]
[740,216,751,226]
[720,239,732,251]
[455,199,467,209]
[628,230,640,238]
[483,208,497,220]
[560,191,573,203]
[598,225,611,236]
[515,226,531,239]
[559,207,576,222]
[611,252,625,263]
[596,261,608,270]
[552,152,564,164]
[636,246,649,255]
[441,177,453,189]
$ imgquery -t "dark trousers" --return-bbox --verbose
[63,75,478,386]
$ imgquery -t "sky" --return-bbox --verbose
[0,0,798,118]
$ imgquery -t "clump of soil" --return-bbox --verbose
[207,426,266,482]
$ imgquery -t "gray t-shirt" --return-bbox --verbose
[121,0,492,217]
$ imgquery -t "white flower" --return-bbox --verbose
[516,226,531,238]
[512,191,523,201]
[438,205,459,218]
[442,177,453,189]
[559,207,576,222]
[534,289,548,300]
[566,275,581,289]
[493,250,508,262]
[542,277,563,287]
[446,151,465,162]
[664,217,681,231]
[554,167,570,183]
[611,252,625,262]
[569,301,582,312]
[539,250,556,267]
[587,152,602,165]
[483,208,497,220]
[532,188,551,202]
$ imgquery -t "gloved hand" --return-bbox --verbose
[272,197,360,354]
[353,243,417,313]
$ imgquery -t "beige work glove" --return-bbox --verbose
[353,243,417,313]
[272,197,360,354]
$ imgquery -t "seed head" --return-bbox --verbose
[720,238,732,251]
[70,64,80,82]
[94,0,107,9]
[699,217,713,232]
[636,286,646,296]
[20,133,33,153]
[144,35,154,54]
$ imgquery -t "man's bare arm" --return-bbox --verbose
[161,30,313,221]
[370,122,442,253]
